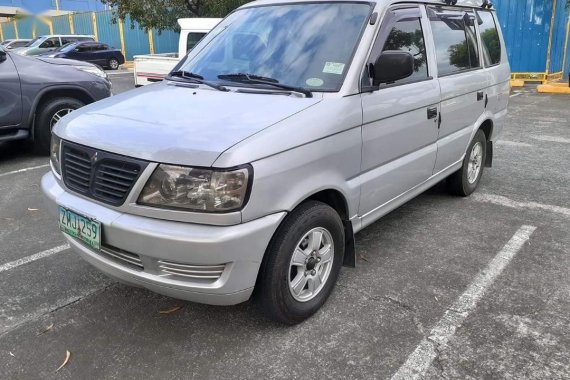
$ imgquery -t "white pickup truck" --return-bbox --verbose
[133,18,221,86]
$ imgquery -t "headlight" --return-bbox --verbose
[138,165,252,212]
[50,134,61,175]
[75,66,108,79]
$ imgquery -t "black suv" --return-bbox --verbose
[0,46,112,153]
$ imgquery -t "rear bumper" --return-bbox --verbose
[41,172,285,305]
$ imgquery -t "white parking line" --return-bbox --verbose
[0,244,70,274]
[0,164,49,178]
[530,135,570,144]
[391,225,537,380]
[495,140,532,147]
[473,193,570,218]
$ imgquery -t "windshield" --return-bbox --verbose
[25,37,43,47]
[176,2,372,92]
[56,42,78,52]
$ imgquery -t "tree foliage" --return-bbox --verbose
[101,0,248,32]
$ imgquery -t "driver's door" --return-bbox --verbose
[359,5,440,222]
[0,51,22,128]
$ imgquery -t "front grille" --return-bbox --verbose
[99,245,144,271]
[158,260,226,282]
[62,142,148,206]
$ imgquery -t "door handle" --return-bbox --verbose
[477,91,484,101]
[427,107,438,120]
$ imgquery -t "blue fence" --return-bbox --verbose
[0,10,180,60]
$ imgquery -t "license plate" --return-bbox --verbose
[58,206,101,250]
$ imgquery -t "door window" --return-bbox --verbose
[364,6,430,87]
[476,11,501,66]
[427,6,480,76]
[382,17,429,84]
[39,37,60,49]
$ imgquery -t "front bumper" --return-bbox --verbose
[41,172,285,305]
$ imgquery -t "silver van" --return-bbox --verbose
[42,0,510,324]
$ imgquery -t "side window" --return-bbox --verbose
[427,6,480,76]
[382,17,429,84]
[61,37,76,45]
[187,33,206,53]
[39,37,60,49]
[476,10,501,66]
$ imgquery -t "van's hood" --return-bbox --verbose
[56,83,321,167]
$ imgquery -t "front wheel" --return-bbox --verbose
[256,201,345,325]
[447,129,487,196]
[34,97,85,154]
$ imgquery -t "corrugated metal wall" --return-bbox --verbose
[494,0,569,76]
[95,11,122,51]
[1,22,17,40]
[122,15,151,58]
[52,14,71,34]
[153,29,180,54]
[72,12,95,36]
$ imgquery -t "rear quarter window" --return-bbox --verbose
[476,10,502,66]
[427,6,480,76]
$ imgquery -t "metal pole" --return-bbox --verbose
[544,0,558,81]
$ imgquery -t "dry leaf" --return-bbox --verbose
[9,352,15,357]
[159,305,181,314]
[358,255,370,262]
[434,296,439,302]
[37,323,54,336]
[27,208,39,211]
[55,350,71,372]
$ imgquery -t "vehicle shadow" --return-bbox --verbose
[0,141,47,169]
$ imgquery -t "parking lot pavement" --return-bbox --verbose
[0,91,569,379]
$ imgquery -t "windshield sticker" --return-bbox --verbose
[306,78,324,87]
[323,62,345,75]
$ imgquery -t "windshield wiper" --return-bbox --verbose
[217,73,312,98]
[169,70,229,92]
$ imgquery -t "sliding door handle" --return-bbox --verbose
[427,107,438,119]
[477,91,484,101]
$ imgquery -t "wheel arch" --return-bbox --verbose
[304,189,356,268]
[478,119,494,167]
[29,86,95,140]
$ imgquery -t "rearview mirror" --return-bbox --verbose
[370,51,414,86]
[0,50,6,63]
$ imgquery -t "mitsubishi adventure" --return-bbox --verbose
[42,0,510,324]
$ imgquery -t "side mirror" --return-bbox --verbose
[0,50,6,63]
[370,51,414,86]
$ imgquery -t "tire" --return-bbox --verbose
[34,97,85,154]
[108,58,120,70]
[256,201,345,325]
[447,129,487,196]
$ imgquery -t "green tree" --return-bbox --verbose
[101,0,248,32]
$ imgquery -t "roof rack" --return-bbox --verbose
[441,0,493,9]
